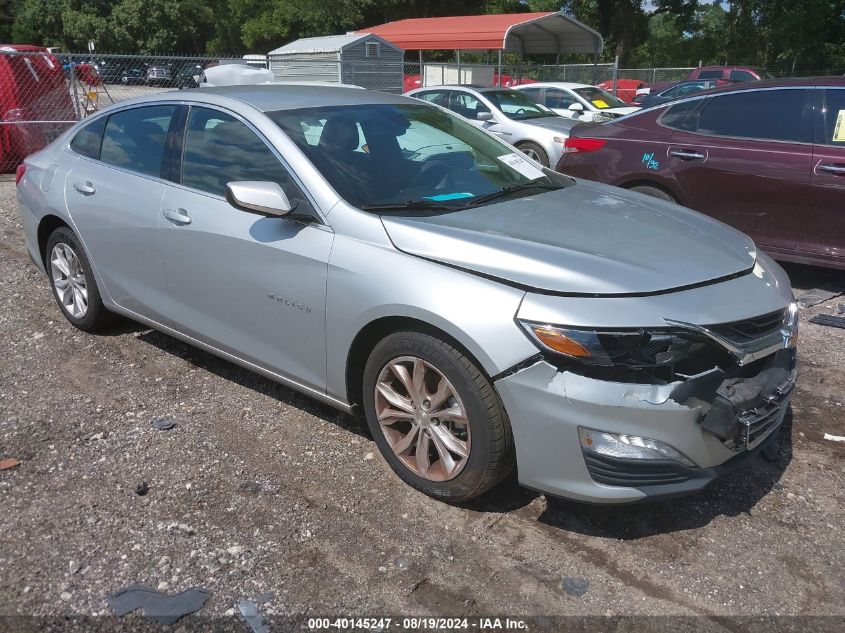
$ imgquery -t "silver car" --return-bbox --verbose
[16,85,797,504]
[406,85,578,168]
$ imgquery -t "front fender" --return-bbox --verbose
[325,233,538,403]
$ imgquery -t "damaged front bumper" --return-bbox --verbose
[495,348,795,504]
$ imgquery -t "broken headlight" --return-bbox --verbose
[518,321,713,369]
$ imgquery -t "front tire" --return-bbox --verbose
[362,331,514,502]
[46,227,115,332]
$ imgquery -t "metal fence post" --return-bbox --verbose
[612,55,619,96]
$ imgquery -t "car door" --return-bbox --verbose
[159,105,334,392]
[806,86,845,264]
[64,104,179,323]
[665,88,813,254]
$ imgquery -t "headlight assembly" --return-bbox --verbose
[518,320,709,369]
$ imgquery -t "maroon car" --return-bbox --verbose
[557,77,845,270]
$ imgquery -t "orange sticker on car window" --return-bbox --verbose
[592,99,609,109]
[833,110,845,142]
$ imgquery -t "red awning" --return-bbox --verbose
[358,12,602,56]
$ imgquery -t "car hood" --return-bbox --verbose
[381,180,757,295]
[516,116,578,133]
[606,106,639,116]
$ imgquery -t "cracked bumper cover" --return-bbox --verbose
[494,349,795,503]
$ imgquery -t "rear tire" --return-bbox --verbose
[45,227,116,332]
[629,184,677,203]
[362,331,514,503]
[517,142,550,167]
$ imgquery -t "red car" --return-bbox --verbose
[557,77,845,270]
[1,44,76,172]
[595,79,645,103]
[687,66,770,83]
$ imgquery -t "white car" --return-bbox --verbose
[514,82,640,122]
[406,85,577,168]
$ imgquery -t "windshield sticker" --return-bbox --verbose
[592,99,610,109]
[833,110,845,142]
[642,151,660,170]
[424,192,474,201]
[498,152,545,180]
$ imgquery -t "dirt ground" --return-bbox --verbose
[0,179,843,628]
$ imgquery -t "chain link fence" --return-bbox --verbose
[2,48,841,172]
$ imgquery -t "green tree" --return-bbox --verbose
[108,0,215,53]
[10,0,65,46]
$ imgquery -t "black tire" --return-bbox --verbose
[516,142,550,167]
[45,227,116,332]
[362,331,514,503]
[629,184,677,203]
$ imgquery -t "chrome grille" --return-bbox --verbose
[707,310,786,345]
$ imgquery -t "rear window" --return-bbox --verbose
[695,89,806,142]
[100,106,177,178]
[69,117,106,159]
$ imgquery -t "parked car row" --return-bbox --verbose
[91,58,207,88]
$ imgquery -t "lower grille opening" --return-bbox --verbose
[583,453,691,487]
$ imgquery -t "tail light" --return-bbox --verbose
[15,163,26,186]
[563,137,607,154]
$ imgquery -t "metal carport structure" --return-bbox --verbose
[358,11,603,82]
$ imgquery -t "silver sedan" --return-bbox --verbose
[406,85,579,168]
[16,85,797,504]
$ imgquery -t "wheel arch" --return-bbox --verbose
[617,178,684,205]
[37,214,71,267]
[344,316,493,410]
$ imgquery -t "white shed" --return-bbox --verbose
[268,34,404,93]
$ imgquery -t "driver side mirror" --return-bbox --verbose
[568,102,584,112]
[226,181,295,217]
[476,111,494,122]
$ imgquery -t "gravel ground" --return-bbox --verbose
[0,179,843,627]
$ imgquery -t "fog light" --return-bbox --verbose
[578,427,695,467]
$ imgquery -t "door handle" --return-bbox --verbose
[73,181,96,195]
[668,149,706,160]
[163,208,192,225]
[817,163,845,175]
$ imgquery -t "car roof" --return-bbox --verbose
[514,82,589,90]
[703,76,845,94]
[127,84,414,112]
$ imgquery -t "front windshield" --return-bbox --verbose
[269,103,569,209]
[573,86,628,109]
[480,89,556,120]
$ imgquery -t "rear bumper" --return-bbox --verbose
[495,349,794,504]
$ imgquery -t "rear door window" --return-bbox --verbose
[818,89,845,147]
[70,116,106,159]
[659,99,703,131]
[695,89,807,142]
[697,70,723,80]
[414,91,449,107]
[180,106,312,212]
[100,105,178,177]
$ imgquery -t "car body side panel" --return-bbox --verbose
[158,185,334,394]
[63,155,171,323]
[324,206,537,403]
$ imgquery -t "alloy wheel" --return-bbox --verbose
[520,147,541,162]
[374,356,471,481]
[50,243,88,319]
